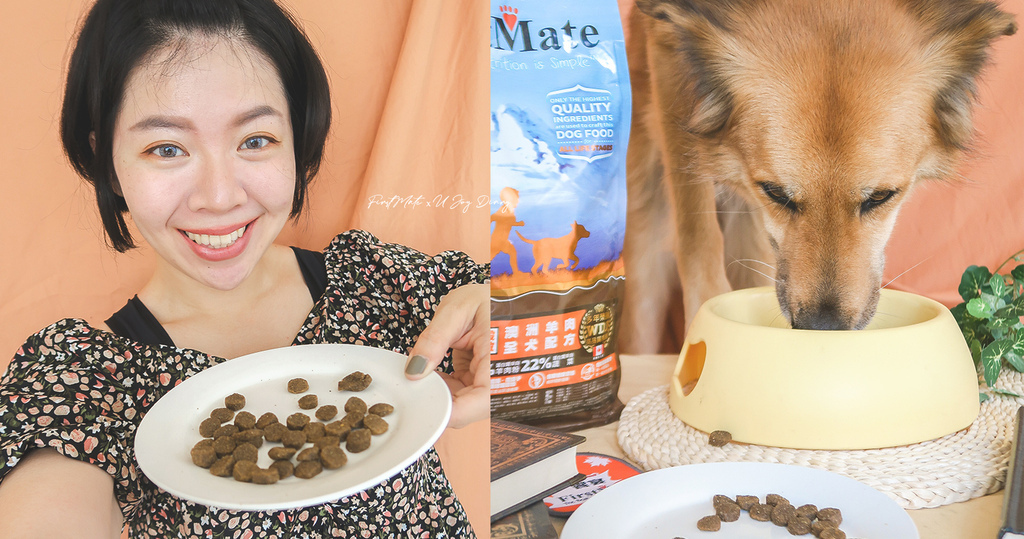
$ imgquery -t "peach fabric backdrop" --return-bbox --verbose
[0,0,489,534]
[617,0,1024,349]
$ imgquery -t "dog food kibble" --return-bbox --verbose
[708,430,731,447]
[296,447,320,462]
[234,429,264,448]
[749,503,772,521]
[294,460,323,479]
[303,421,326,443]
[766,494,789,506]
[209,456,235,477]
[281,429,307,449]
[816,508,842,526]
[363,414,389,435]
[340,411,364,428]
[320,445,348,469]
[796,504,818,519]
[232,460,258,482]
[345,396,368,415]
[298,394,318,410]
[735,495,758,511]
[324,420,352,439]
[270,459,294,480]
[346,428,372,453]
[251,467,280,485]
[210,407,235,423]
[316,435,342,449]
[264,422,287,442]
[213,425,238,439]
[368,403,394,417]
[256,412,279,429]
[819,528,846,539]
[199,417,221,437]
[697,515,722,531]
[315,405,338,421]
[287,377,309,393]
[788,515,812,535]
[213,436,237,456]
[771,503,796,526]
[232,442,259,463]
[286,412,310,430]
[268,447,296,461]
[716,501,741,522]
[712,495,733,509]
[190,440,217,468]
[338,371,372,391]
[234,411,257,430]
[224,393,246,411]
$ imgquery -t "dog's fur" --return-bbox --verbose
[621,0,1016,353]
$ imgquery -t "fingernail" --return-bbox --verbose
[406,354,427,376]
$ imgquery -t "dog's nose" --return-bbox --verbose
[792,299,848,331]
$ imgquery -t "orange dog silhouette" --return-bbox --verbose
[516,221,591,274]
[491,187,525,274]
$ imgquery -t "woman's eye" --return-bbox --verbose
[148,144,185,158]
[240,136,273,151]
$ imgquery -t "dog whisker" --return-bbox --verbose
[880,256,932,290]
[732,258,777,270]
[728,259,778,283]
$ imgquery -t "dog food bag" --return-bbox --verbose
[489,0,630,430]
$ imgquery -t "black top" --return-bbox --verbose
[104,247,327,347]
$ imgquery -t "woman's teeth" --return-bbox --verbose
[184,225,246,249]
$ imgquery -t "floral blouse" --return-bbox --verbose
[0,230,486,538]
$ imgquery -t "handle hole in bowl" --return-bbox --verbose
[679,340,706,396]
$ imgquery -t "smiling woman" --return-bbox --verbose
[0,0,489,537]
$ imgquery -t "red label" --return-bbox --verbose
[490,310,587,360]
[490,354,618,395]
[544,452,642,515]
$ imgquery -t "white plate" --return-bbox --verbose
[135,343,451,510]
[561,462,918,539]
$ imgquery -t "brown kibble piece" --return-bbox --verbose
[788,515,812,535]
[213,436,237,456]
[338,371,372,391]
[209,456,235,477]
[320,446,347,469]
[817,508,842,526]
[256,412,279,429]
[264,423,287,442]
[736,495,758,511]
[224,393,245,411]
[712,494,733,509]
[297,447,320,462]
[696,515,721,531]
[345,396,368,415]
[235,428,264,448]
[191,442,217,468]
[749,503,772,521]
[281,429,307,449]
[716,501,741,522]
[796,504,818,519]
[233,460,257,482]
[234,411,257,431]
[288,377,309,393]
[298,394,318,410]
[252,467,280,485]
[709,430,731,447]
[771,503,796,526]
[270,459,294,480]
[368,403,394,417]
[811,520,832,536]
[316,435,342,449]
[294,460,323,479]
[268,447,297,461]
[340,411,364,428]
[363,414,389,435]
[315,405,338,421]
[199,417,221,438]
[820,528,846,539]
[286,413,311,430]
[232,442,259,463]
[346,428,372,453]
[766,494,789,506]
[213,425,239,439]
[325,420,352,440]
[210,407,234,423]
[303,421,326,443]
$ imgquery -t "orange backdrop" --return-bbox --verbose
[617,0,1024,345]
[0,0,489,534]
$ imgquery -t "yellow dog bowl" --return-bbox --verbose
[670,287,979,450]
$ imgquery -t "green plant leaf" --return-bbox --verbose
[959,265,992,301]
[1012,264,1024,284]
[994,387,1024,399]
[995,297,1024,319]
[968,297,995,319]
[991,274,1010,298]
[1006,351,1024,372]
[951,303,968,325]
[980,392,990,404]
[982,339,1014,386]
[1013,329,1024,357]
[971,338,983,366]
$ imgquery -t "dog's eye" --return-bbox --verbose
[759,182,798,212]
[860,189,897,214]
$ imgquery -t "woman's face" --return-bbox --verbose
[111,37,295,291]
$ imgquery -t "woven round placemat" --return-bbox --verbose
[617,370,1024,509]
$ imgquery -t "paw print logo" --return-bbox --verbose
[499,5,519,29]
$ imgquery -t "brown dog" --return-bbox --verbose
[622,0,1016,353]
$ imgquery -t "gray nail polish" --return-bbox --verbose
[406,354,427,376]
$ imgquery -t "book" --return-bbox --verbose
[491,501,558,539]
[491,419,586,521]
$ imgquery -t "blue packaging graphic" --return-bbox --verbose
[489,0,631,429]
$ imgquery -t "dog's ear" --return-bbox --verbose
[635,0,750,137]
[911,0,1017,150]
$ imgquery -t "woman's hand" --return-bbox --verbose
[406,283,489,429]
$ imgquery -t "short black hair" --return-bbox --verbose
[61,0,332,252]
